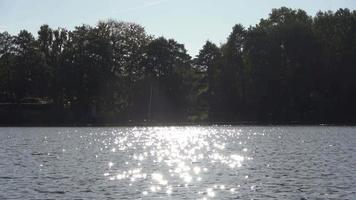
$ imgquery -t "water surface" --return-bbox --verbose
[0,126,355,199]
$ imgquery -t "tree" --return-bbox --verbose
[313,9,356,122]
[195,41,222,121]
[12,30,42,100]
[140,37,193,121]
[220,24,246,121]
[1,8,356,125]
[0,32,14,101]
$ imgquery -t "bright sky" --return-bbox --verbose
[1,0,355,56]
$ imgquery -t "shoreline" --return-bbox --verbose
[1,121,355,127]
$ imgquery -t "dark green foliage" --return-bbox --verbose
[195,41,222,121]
[140,37,193,121]
[1,8,356,125]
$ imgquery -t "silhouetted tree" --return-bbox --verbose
[1,8,356,125]
[140,37,193,121]
[0,32,14,101]
[195,41,222,121]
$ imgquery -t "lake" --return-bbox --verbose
[0,126,355,199]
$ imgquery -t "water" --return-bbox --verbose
[0,126,355,200]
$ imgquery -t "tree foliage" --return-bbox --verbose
[1,8,356,124]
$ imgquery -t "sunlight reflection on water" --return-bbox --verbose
[1,126,356,199]
[103,126,249,199]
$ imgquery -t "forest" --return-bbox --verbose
[0,7,356,125]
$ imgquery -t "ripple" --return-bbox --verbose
[1,126,356,199]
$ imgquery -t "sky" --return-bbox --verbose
[1,0,355,56]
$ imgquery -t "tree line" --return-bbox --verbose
[1,7,356,124]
